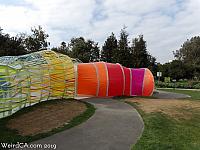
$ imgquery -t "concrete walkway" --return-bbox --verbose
[157,88,200,91]
[153,90,191,99]
[31,98,144,150]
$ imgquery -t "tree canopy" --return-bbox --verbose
[52,41,69,55]
[116,28,131,67]
[0,26,158,78]
[101,32,117,63]
[100,28,156,70]
[131,35,149,68]
[21,25,50,53]
[174,36,200,66]
[68,37,100,63]
[0,28,26,56]
[173,36,200,79]
[0,26,50,56]
[1,25,199,80]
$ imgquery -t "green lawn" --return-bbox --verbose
[127,101,200,150]
[0,99,95,150]
[158,88,200,100]
[126,89,200,150]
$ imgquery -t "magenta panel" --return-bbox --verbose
[131,69,145,96]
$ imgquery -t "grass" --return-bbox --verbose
[127,101,200,150]
[0,99,95,149]
[158,88,200,100]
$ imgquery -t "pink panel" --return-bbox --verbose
[131,69,145,96]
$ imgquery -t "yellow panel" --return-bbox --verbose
[0,50,75,118]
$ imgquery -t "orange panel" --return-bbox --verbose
[142,69,154,96]
[77,63,98,96]
[94,62,108,97]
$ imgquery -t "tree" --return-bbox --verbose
[68,37,100,62]
[174,36,200,65]
[87,40,100,62]
[101,33,118,63]
[147,55,158,76]
[169,60,187,80]
[0,28,26,56]
[158,60,194,80]
[173,36,200,78]
[21,25,50,53]
[61,41,67,50]
[52,41,69,55]
[116,27,131,67]
[131,35,149,68]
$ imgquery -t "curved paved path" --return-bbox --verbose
[153,90,191,99]
[32,98,144,150]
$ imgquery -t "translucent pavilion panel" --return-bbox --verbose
[76,62,154,97]
[0,50,75,118]
[0,50,154,119]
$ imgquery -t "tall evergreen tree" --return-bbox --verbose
[116,27,131,67]
[87,40,100,62]
[101,33,118,63]
[131,35,149,68]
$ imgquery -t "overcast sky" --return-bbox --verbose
[0,0,200,63]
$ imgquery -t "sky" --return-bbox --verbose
[0,0,200,63]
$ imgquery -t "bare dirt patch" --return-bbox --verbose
[126,98,200,120]
[6,100,86,136]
